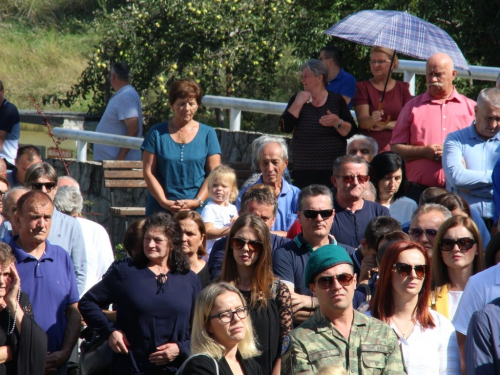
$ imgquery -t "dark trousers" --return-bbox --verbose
[404,183,428,205]
[293,170,333,189]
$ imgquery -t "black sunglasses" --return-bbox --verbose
[302,209,334,219]
[408,227,438,239]
[335,175,370,184]
[31,182,57,192]
[231,237,263,252]
[440,237,476,252]
[392,263,427,279]
[316,273,354,289]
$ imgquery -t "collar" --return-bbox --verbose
[255,176,289,196]
[333,198,365,213]
[10,235,53,263]
[495,263,500,285]
[421,86,462,104]
[467,120,500,142]
[293,233,337,253]
[330,68,346,83]
[315,309,367,334]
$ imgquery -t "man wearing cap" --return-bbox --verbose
[281,245,405,374]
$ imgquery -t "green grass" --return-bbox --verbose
[0,21,100,112]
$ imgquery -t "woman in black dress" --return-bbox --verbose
[178,282,262,375]
[219,214,293,375]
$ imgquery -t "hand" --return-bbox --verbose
[149,343,180,366]
[319,110,341,128]
[359,255,378,284]
[45,350,69,374]
[229,215,238,226]
[425,144,443,161]
[4,265,20,310]
[371,110,383,123]
[290,293,311,313]
[294,91,312,106]
[371,124,385,131]
[109,330,130,354]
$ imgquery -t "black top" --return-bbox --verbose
[280,91,357,170]
[180,352,263,375]
[0,291,47,375]
[197,262,211,288]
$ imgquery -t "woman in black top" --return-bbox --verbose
[219,214,292,375]
[280,59,357,188]
[179,282,262,375]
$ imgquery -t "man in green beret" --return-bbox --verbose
[281,244,406,375]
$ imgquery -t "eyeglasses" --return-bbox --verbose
[31,182,57,192]
[440,237,476,252]
[209,306,249,323]
[302,209,334,219]
[392,263,427,279]
[231,237,263,252]
[335,175,370,184]
[369,60,391,65]
[316,273,355,289]
[0,190,7,197]
[408,227,438,239]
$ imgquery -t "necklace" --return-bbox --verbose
[392,317,415,339]
[172,124,193,144]
[7,288,21,335]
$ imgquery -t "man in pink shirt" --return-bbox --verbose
[390,53,476,203]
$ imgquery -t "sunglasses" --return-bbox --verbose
[231,237,263,252]
[31,182,57,192]
[408,227,438,239]
[440,237,476,252]
[316,273,354,289]
[335,175,370,184]
[0,190,7,197]
[302,209,334,219]
[392,263,427,279]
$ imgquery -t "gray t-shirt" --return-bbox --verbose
[93,85,143,161]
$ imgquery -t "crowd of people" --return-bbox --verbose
[0,46,499,375]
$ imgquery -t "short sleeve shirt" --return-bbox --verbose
[326,68,357,109]
[0,99,21,165]
[141,122,221,215]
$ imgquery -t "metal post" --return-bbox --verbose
[76,139,88,162]
[404,70,416,96]
[229,108,242,131]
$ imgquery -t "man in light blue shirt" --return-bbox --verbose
[236,135,300,235]
[443,88,500,226]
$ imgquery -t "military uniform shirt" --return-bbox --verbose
[282,309,406,375]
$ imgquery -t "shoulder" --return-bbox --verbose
[357,311,398,339]
[181,354,220,374]
[363,200,389,214]
[327,90,344,102]
[148,122,169,134]
[274,240,301,256]
[199,123,218,136]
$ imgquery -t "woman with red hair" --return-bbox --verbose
[367,240,460,374]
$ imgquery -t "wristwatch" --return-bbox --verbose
[194,197,204,208]
[337,119,343,129]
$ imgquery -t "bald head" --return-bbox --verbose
[0,159,6,178]
[57,176,80,190]
[426,53,456,99]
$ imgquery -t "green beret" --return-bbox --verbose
[305,244,353,288]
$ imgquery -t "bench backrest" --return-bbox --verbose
[103,160,147,189]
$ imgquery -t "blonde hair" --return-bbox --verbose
[371,46,398,70]
[207,165,239,203]
[191,282,260,360]
[316,365,348,375]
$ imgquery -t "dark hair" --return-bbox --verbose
[485,232,500,269]
[320,45,343,67]
[0,243,15,267]
[16,145,41,163]
[240,185,278,218]
[369,152,406,201]
[168,79,202,106]
[370,240,435,329]
[433,193,472,217]
[298,184,333,211]
[419,187,448,206]
[134,213,190,274]
[364,216,402,252]
[24,162,57,187]
[376,232,410,265]
[219,214,275,309]
[122,219,145,257]
[112,62,130,81]
[332,155,369,176]
[17,190,53,215]
[174,211,207,258]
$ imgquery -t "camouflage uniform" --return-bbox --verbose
[281,309,406,375]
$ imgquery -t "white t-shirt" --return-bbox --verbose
[201,202,238,254]
[447,290,463,321]
[366,309,460,375]
[388,196,418,224]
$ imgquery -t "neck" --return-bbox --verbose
[236,265,254,289]
[224,343,239,361]
[148,259,169,273]
[112,81,128,92]
[322,305,354,334]
[169,119,193,129]
[302,234,330,250]
[15,237,46,259]
[448,265,473,291]
[309,85,326,99]
[336,196,364,212]
[329,65,341,81]
[372,76,393,86]
[264,179,282,196]
[392,294,419,319]
[378,195,392,206]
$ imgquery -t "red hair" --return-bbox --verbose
[370,240,435,329]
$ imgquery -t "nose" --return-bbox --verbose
[182,233,188,242]
[231,311,242,323]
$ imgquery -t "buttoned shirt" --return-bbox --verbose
[391,88,476,187]
[282,309,405,375]
[326,68,357,109]
[443,122,500,218]
[236,176,300,232]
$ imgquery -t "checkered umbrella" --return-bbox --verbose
[324,10,469,70]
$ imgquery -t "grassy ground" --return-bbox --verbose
[0,21,100,111]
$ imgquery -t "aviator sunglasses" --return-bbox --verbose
[408,227,438,239]
[439,237,476,252]
[316,273,354,289]
[335,175,370,184]
[302,209,334,219]
[392,263,427,279]
[231,237,263,252]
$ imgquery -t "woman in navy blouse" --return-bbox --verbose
[79,213,202,374]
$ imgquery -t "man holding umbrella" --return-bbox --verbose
[390,53,476,203]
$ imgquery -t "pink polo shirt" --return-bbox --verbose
[390,88,476,187]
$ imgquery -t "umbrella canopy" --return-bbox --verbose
[324,10,469,70]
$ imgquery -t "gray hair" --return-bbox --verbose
[301,59,328,87]
[362,181,377,202]
[53,185,83,216]
[57,176,80,190]
[298,184,333,211]
[411,203,452,222]
[24,162,57,187]
[332,155,369,176]
[477,88,500,108]
[2,187,29,212]
[346,134,379,155]
[252,135,289,169]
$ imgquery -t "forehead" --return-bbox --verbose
[426,59,452,73]
[302,194,332,209]
[396,249,426,264]
[0,181,7,190]
[243,201,273,216]
[260,143,283,159]
[144,226,167,237]
[339,162,367,174]
[234,226,258,239]
[478,101,500,115]
[371,51,390,59]
[444,225,473,237]
[21,201,53,215]
[212,291,243,311]
[32,176,55,184]
[412,210,446,227]
[316,263,353,278]
[349,139,372,150]
[0,262,13,273]
[179,218,200,232]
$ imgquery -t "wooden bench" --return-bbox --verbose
[103,160,147,245]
